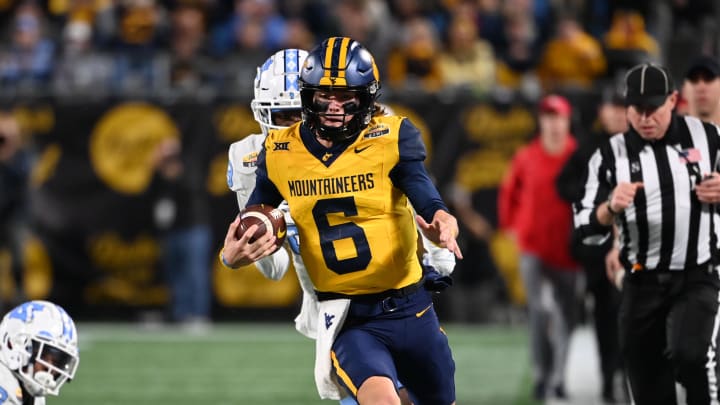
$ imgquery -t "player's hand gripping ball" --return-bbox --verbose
[237,204,287,251]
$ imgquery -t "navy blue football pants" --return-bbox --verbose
[331,287,456,404]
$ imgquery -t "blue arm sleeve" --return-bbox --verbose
[246,144,284,208]
[389,119,448,222]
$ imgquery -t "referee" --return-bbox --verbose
[575,62,720,405]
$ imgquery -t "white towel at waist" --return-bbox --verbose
[314,298,351,399]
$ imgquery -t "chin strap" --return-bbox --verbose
[20,384,32,405]
[34,370,56,390]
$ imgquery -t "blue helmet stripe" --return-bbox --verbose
[285,49,300,92]
[329,38,343,80]
[56,305,74,341]
[284,49,289,92]
[293,49,300,91]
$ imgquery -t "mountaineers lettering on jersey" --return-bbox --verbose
[288,173,375,197]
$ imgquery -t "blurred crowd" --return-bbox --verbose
[0,0,717,99]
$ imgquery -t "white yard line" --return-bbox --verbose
[546,325,616,405]
[562,326,603,405]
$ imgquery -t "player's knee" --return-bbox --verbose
[356,392,401,405]
[356,376,401,405]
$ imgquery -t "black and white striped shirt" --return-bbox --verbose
[575,114,720,271]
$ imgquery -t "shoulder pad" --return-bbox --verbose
[228,134,266,175]
[0,366,23,404]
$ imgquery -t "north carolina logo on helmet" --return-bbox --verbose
[299,37,380,143]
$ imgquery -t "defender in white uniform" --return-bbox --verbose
[226,48,320,337]
[223,48,455,401]
[0,301,79,405]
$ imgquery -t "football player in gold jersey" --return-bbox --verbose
[224,37,461,404]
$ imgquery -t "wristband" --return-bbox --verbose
[219,248,240,270]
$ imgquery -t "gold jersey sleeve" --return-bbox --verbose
[263,116,423,295]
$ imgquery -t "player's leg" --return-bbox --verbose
[357,376,399,404]
[394,290,456,404]
[332,326,401,404]
[340,381,413,405]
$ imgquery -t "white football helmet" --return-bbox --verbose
[0,300,79,397]
[251,48,309,135]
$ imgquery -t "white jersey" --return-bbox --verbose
[228,134,319,338]
[0,366,44,405]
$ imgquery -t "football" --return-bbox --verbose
[237,204,287,250]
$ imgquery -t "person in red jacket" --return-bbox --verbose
[498,94,581,401]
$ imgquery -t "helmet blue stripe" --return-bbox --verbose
[329,38,343,80]
[284,49,300,92]
[56,305,75,341]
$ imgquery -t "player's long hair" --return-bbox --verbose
[373,103,387,117]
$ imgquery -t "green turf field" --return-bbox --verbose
[53,323,538,405]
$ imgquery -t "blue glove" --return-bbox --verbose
[287,224,300,254]
[423,268,453,292]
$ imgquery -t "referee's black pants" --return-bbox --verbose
[584,260,623,398]
[619,266,720,405]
